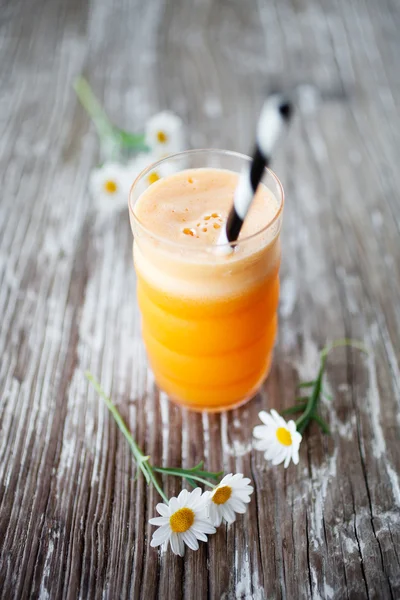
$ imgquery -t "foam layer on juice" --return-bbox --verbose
[134,168,280,246]
[133,168,282,299]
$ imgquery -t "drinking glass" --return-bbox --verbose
[129,149,284,412]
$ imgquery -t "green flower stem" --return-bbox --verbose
[282,403,307,415]
[85,372,224,502]
[295,339,368,435]
[144,465,169,503]
[74,77,118,144]
[74,76,149,153]
[320,338,368,359]
[295,358,326,434]
[85,372,169,503]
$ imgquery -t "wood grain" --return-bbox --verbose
[1,0,399,598]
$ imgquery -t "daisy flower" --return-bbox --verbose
[149,488,216,556]
[253,409,302,468]
[130,153,177,187]
[89,162,132,213]
[206,473,253,527]
[145,111,186,157]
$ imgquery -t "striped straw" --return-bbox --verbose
[218,93,293,247]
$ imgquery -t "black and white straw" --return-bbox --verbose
[218,93,293,247]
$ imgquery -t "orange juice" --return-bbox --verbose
[129,151,284,411]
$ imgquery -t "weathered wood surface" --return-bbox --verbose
[1,0,400,598]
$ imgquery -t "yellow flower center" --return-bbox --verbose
[157,130,168,143]
[148,172,160,185]
[212,485,232,505]
[169,507,195,533]
[104,179,118,194]
[276,427,292,446]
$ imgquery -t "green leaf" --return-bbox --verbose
[297,380,315,389]
[155,464,222,481]
[311,413,330,434]
[184,477,198,488]
[188,461,204,472]
[153,467,215,488]
[116,129,149,151]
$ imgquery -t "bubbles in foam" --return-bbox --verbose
[182,211,224,240]
[183,228,196,237]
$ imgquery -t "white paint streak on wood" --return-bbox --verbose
[279,277,297,319]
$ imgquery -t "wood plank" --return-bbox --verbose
[0,0,399,598]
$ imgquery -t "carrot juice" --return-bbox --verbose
[129,150,284,412]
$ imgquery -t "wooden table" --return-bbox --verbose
[1,0,399,598]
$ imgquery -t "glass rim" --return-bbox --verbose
[128,148,285,251]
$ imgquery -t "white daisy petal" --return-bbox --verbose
[182,530,199,551]
[229,474,246,485]
[258,411,277,427]
[234,491,252,503]
[283,453,292,469]
[271,447,287,465]
[177,489,189,504]
[253,438,270,451]
[194,519,216,535]
[156,503,169,517]
[222,505,236,524]
[169,533,183,556]
[270,409,282,424]
[168,497,179,513]
[178,535,186,557]
[196,508,210,522]
[240,478,252,487]
[208,503,222,527]
[229,498,247,513]
[129,153,155,179]
[188,487,202,503]
[264,445,280,460]
[151,524,171,544]
[219,473,233,485]
[212,512,223,528]
[293,431,303,445]
[129,152,179,188]
[292,447,300,465]
[252,425,270,439]
[276,414,290,428]
[148,516,169,526]
[190,489,209,511]
[191,528,208,542]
